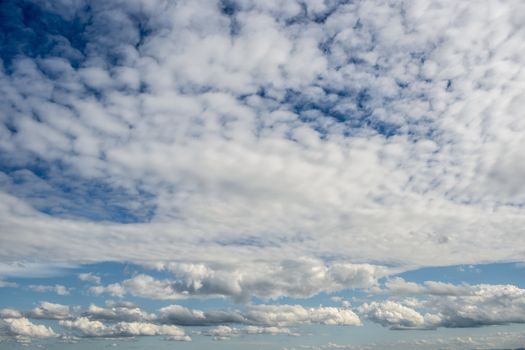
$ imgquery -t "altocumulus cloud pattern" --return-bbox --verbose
[1,1,525,349]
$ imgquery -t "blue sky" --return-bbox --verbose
[1,0,525,349]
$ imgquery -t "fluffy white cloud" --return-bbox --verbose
[244,304,361,326]
[84,302,156,322]
[1,318,56,338]
[59,318,106,337]
[159,303,361,327]
[361,282,525,329]
[427,284,525,328]
[59,317,191,341]
[90,260,386,301]
[28,284,71,295]
[78,273,101,284]
[384,277,472,296]
[358,301,437,330]
[89,283,126,298]
[0,308,23,319]
[26,301,72,320]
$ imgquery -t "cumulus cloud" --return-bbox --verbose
[90,260,387,302]
[358,300,438,330]
[0,308,23,319]
[89,283,126,298]
[361,282,525,330]
[59,317,191,341]
[83,302,156,322]
[384,277,472,296]
[26,301,72,320]
[244,304,361,326]
[28,284,71,295]
[78,273,101,284]
[427,284,525,328]
[0,318,56,338]
[159,303,361,327]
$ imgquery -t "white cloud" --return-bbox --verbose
[1,318,56,338]
[78,273,101,284]
[91,260,387,302]
[384,277,472,296]
[244,304,361,326]
[28,284,71,295]
[0,308,23,319]
[89,283,126,298]
[159,303,361,327]
[59,318,106,337]
[204,325,298,340]
[361,282,525,329]
[59,317,191,341]
[26,301,72,320]
[84,303,156,322]
[358,301,437,330]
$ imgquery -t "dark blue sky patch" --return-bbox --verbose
[0,158,156,223]
[219,0,237,17]
[0,0,160,73]
[397,262,525,288]
[218,0,241,36]
[0,0,88,69]
[283,87,402,138]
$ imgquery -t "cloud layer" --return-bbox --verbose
[1,0,525,273]
[1,0,525,347]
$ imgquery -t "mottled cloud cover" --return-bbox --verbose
[0,0,524,347]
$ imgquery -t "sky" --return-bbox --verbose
[0,0,525,349]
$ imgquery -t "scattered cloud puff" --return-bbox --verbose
[243,304,361,326]
[28,284,71,295]
[78,272,101,284]
[360,280,525,329]
[0,308,23,319]
[159,304,361,327]
[84,302,156,322]
[384,277,473,296]
[26,301,73,320]
[358,300,438,330]
[59,317,191,341]
[0,318,56,338]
